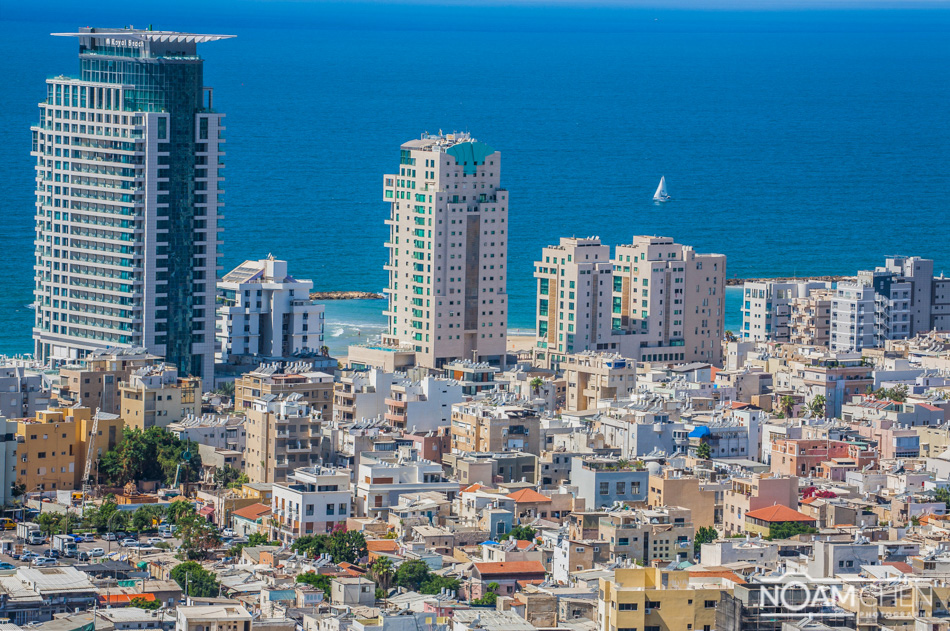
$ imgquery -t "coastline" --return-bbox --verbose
[724,275,852,287]
[311,291,385,300]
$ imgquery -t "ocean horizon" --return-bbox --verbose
[2,4,948,360]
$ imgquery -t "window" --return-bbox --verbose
[599,482,609,495]
[705,600,717,608]
[326,504,334,515]
[618,603,638,611]
[616,481,626,494]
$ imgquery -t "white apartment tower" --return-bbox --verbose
[740,280,830,342]
[31,28,231,380]
[216,257,324,362]
[383,132,508,369]
[534,237,613,358]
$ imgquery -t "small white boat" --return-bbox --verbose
[653,176,671,202]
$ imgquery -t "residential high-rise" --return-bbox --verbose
[534,237,613,358]
[32,28,232,380]
[535,235,726,367]
[216,257,324,362]
[739,280,830,342]
[382,132,508,369]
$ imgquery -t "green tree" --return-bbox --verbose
[471,582,500,606]
[131,505,164,534]
[529,377,544,395]
[129,596,162,611]
[499,525,536,541]
[370,557,395,590]
[215,381,235,397]
[395,559,431,591]
[247,532,269,546]
[176,512,221,560]
[808,395,827,418]
[724,330,737,342]
[696,442,712,460]
[99,427,203,486]
[213,466,249,489]
[420,575,461,595]
[166,499,197,526]
[767,522,818,541]
[694,526,718,554]
[171,561,220,598]
[934,487,950,511]
[296,571,332,595]
[327,529,367,564]
[778,395,795,418]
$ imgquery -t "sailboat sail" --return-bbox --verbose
[653,176,670,202]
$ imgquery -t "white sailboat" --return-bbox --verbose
[653,176,670,202]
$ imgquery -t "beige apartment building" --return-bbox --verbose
[534,237,614,364]
[451,401,541,456]
[54,348,161,414]
[563,351,637,412]
[598,507,695,564]
[119,365,200,430]
[722,473,799,536]
[535,235,726,367]
[382,132,508,369]
[234,362,333,419]
[244,393,322,484]
[599,568,726,631]
[16,406,124,491]
[790,289,834,347]
[648,470,719,529]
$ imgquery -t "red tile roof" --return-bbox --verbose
[461,483,484,493]
[473,561,546,576]
[232,502,272,521]
[689,570,747,585]
[883,561,914,574]
[506,488,551,503]
[367,540,400,553]
[99,593,156,605]
[745,504,815,523]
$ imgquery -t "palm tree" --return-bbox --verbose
[696,442,712,460]
[369,557,394,590]
[808,395,826,418]
[779,395,795,418]
[529,377,544,395]
[319,345,330,357]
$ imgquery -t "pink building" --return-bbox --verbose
[771,438,877,479]
[722,474,800,536]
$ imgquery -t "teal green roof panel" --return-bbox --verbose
[446,141,494,175]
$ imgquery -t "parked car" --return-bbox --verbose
[0,562,15,570]
[44,549,61,559]
[76,534,95,543]
[146,537,163,545]
[32,557,57,567]
[20,552,40,562]
[221,528,235,538]
[89,547,105,557]
[120,538,138,548]
[102,532,117,541]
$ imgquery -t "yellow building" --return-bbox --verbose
[599,567,729,631]
[16,406,124,492]
[648,470,719,529]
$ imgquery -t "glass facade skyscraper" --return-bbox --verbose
[31,28,231,380]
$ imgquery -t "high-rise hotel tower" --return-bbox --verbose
[382,132,508,369]
[31,28,231,380]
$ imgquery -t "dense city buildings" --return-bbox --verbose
[31,29,230,379]
[535,235,726,367]
[382,132,508,369]
[216,257,324,363]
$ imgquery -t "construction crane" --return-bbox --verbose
[81,407,101,507]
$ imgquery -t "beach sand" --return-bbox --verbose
[508,334,536,354]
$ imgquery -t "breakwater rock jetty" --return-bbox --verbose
[725,275,852,287]
[310,291,385,300]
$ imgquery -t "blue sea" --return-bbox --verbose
[2,2,949,359]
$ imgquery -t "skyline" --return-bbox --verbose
[2,10,948,359]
